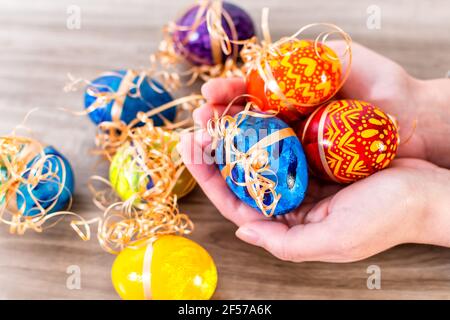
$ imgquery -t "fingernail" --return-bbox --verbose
[236,227,261,246]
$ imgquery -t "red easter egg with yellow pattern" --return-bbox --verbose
[247,39,342,122]
[299,100,399,183]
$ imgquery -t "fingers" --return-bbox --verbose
[328,41,421,160]
[327,40,409,101]
[325,40,352,77]
[306,178,342,202]
[303,196,331,224]
[193,104,243,128]
[236,221,289,260]
[179,78,264,226]
[235,199,335,262]
[389,158,438,170]
[236,218,335,262]
[329,40,380,99]
[201,78,247,105]
[177,131,264,226]
[275,202,314,227]
[194,78,247,128]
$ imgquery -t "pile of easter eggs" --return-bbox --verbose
[84,69,214,299]
[217,38,400,217]
[6,0,397,301]
[0,0,404,302]
[80,1,400,299]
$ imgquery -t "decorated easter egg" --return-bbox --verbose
[84,70,176,126]
[300,100,399,183]
[215,113,308,216]
[111,235,217,300]
[247,39,342,122]
[110,131,196,201]
[173,1,255,66]
[16,146,75,216]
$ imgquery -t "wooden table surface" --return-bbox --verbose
[0,0,449,300]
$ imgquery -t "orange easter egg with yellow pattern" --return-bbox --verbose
[247,39,342,122]
[299,100,399,183]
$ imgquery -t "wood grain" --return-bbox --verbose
[0,0,449,300]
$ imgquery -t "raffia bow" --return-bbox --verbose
[88,120,196,254]
[65,70,204,158]
[93,195,193,255]
[207,100,295,217]
[94,94,204,158]
[152,0,252,88]
[0,136,90,238]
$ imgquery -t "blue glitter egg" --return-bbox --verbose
[16,146,75,217]
[215,114,308,216]
[84,70,176,126]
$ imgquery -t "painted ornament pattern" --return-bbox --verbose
[303,100,399,183]
[248,39,342,119]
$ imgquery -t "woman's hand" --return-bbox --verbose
[177,41,450,262]
[328,41,450,167]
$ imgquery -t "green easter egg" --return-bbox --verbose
[109,131,196,202]
[110,145,146,201]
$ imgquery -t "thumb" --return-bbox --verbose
[236,219,334,262]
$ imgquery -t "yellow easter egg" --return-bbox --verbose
[109,130,196,201]
[111,235,218,300]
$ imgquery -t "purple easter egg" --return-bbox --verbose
[173,1,255,66]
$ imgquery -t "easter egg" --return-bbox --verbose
[215,114,308,216]
[173,1,255,66]
[247,39,342,121]
[111,235,217,300]
[16,146,75,216]
[110,132,196,201]
[84,70,176,126]
[300,100,399,183]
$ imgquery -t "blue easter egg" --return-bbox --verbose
[215,114,308,216]
[16,146,75,217]
[84,70,176,126]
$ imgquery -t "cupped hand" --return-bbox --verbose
[177,42,450,262]
[328,40,450,167]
